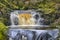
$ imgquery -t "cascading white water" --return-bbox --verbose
[9,29,59,40]
[9,10,59,40]
[10,10,45,27]
[10,12,18,26]
[9,10,50,29]
[10,13,15,25]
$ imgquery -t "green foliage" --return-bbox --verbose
[50,18,60,26]
[37,0,56,14]
[0,0,56,13]
[0,22,8,40]
[0,0,60,26]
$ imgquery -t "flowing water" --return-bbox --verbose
[10,10,49,28]
[9,10,59,40]
[8,29,59,40]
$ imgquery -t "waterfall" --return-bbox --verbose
[9,10,59,40]
[10,11,19,26]
[9,29,59,40]
[10,10,45,26]
[10,13,15,25]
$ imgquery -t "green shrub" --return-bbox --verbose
[0,22,8,40]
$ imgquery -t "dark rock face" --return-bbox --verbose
[34,14,40,20]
